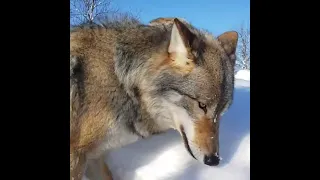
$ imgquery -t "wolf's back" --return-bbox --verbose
[69,22,133,151]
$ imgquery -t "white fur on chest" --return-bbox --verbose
[86,124,140,159]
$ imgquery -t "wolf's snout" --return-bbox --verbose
[203,154,220,166]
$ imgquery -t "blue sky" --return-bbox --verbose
[111,0,250,35]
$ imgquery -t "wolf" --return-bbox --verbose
[70,16,238,180]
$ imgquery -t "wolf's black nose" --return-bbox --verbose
[204,154,220,166]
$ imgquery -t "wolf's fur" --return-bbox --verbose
[70,17,238,180]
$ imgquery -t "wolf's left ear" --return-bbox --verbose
[217,31,238,60]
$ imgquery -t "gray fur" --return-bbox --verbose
[70,16,238,180]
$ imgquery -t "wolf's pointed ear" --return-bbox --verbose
[168,18,195,54]
[166,18,197,74]
[217,31,238,60]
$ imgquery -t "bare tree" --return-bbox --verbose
[70,0,117,25]
[236,23,250,70]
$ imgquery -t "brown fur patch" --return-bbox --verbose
[70,27,119,153]
[168,52,195,74]
[148,52,171,73]
[149,17,174,25]
[150,52,195,75]
[149,17,190,26]
[157,53,195,75]
[193,117,214,154]
[77,109,114,150]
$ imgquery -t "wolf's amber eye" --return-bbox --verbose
[198,102,207,113]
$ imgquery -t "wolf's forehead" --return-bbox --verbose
[198,80,221,105]
[181,72,220,105]
[191,50,230,104]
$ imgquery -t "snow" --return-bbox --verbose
[87,70,250,180]
[235,69,250,81]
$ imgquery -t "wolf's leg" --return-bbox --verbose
[85,154,113,180]
[70,152,86,180]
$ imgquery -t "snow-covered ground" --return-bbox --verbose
[92,70,250,180]
[235,69,250,81]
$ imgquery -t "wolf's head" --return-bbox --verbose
[115,18,238,166]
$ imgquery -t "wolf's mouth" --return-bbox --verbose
[180,125,196,160]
